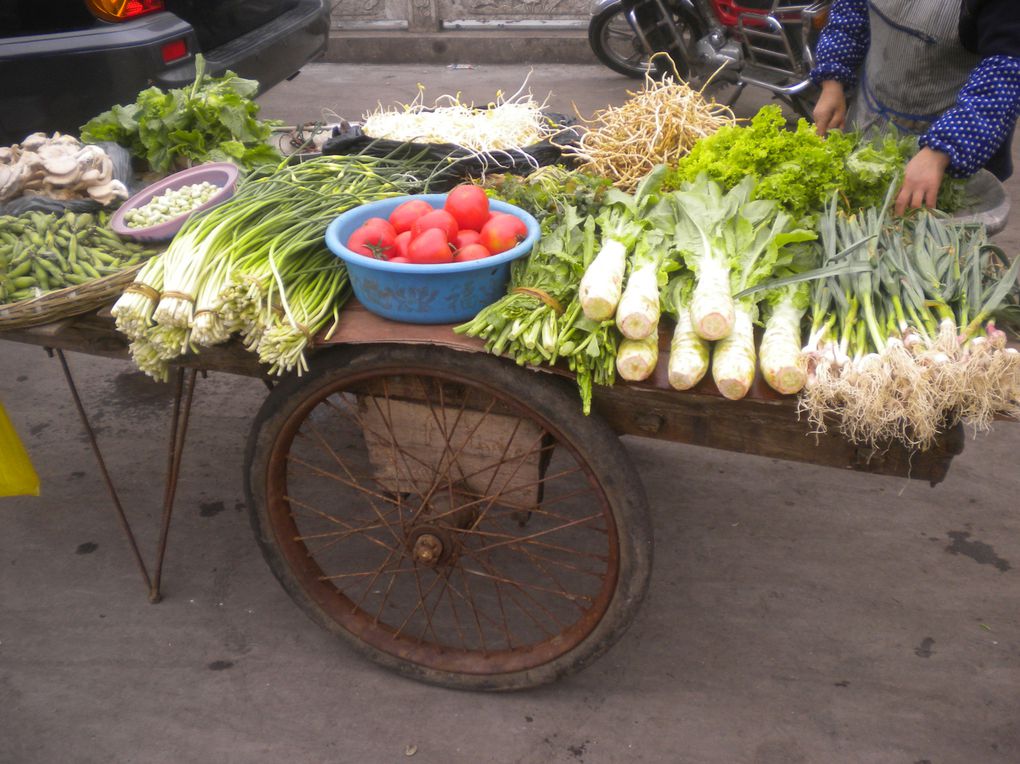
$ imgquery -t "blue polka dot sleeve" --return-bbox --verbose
[809,0,869,88]
[920,55,1020,177]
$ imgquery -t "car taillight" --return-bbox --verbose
[161,39,188,63]
[86,0,165,22]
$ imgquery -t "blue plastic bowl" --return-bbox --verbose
[324,194,540,324]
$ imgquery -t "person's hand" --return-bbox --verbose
[813,80,847,136]
[895,148,951,216]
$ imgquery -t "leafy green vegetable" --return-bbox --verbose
[667,105,967,223]
[668,106,855,223]
[483,166,610,220]
[81,55,282,173]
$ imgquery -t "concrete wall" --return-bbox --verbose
[327,0,597,63]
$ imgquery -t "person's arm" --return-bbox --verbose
[896,0,1020,213]
[809,0,870,135]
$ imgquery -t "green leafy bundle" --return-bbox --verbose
[668,106,856,222]
[80,55,282,173]
[482,166,611,221]
[667,105,966,223]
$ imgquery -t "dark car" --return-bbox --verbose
[0,0,329,143]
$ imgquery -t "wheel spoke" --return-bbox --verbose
[469,513,607,555]
[464,543,563,636]
[284,494,398,555]
[460,566,593,606]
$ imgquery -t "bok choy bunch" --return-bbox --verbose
[658,176,814,398]
[578,167,664,322]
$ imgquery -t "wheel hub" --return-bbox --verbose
[407,524,460,567]
[411,533,444,566]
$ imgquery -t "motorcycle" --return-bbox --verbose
[588,0,831,118]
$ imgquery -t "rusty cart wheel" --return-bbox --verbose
[244,344,652,690]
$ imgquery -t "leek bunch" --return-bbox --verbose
[801,194,1020,449]
[112,155,430,380]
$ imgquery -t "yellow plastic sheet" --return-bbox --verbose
[0,401,39,497]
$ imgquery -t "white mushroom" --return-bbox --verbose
[51,132,81,148]
[0,165,24,201]
[37,144,80,179]
[19,132,50,152]
[0,134,126,204]
[86,178,128,205]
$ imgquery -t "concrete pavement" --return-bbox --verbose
[1,63,1019,764]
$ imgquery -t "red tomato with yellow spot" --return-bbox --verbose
[479,213,528,255]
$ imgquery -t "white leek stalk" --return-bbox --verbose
[712,304,756,400]
[668,304,710,390]
[579,238,627,321]
[616,263,661,340]
[689,255,734,340]
[616,335,659,381]
[759,293,807,395]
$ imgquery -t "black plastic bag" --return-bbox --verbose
[321,113,581,189]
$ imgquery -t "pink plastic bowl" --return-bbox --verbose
[110,162,240,242]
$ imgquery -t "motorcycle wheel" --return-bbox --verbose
[588,5,651,79]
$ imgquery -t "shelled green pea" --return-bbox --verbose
[124,181,220,229]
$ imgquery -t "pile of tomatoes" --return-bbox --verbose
[345,184,528,265]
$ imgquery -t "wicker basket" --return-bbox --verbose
[0,264,142,331]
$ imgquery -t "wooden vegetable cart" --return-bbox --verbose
[0,301,979,691]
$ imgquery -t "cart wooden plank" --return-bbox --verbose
[3,300,1000,485]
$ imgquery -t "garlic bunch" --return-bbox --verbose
[0,132,129,205]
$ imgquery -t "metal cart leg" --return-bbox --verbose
[53,350,200,603]
[149,367,199,603]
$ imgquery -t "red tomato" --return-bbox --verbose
[453,243,492,262]
[411,209,459,240]
[479,213,528,254]
[388,199,432,234]
[452,229,481,251]
[407,228,453,264]
[360,216,397,239]
[387,256,411,264]
[347,225,396,259]
[444,184,490,232]
[394,230,413,259]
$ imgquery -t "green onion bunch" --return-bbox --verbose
[800,191,1020,449]
[112,155,432,380]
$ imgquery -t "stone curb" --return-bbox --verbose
[325,30,598,65]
